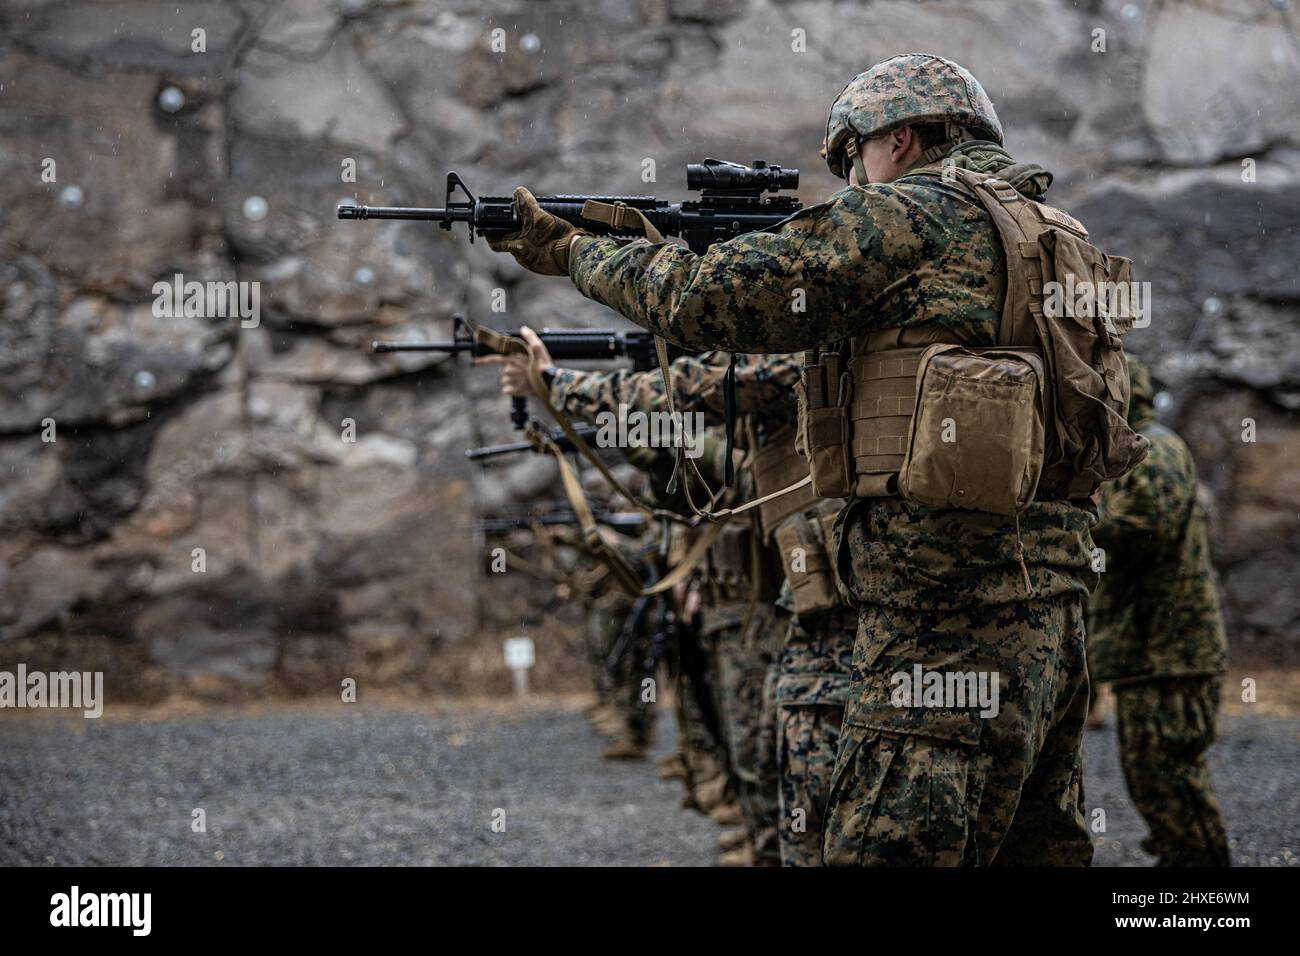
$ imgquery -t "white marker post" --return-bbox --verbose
[504,637,535,697]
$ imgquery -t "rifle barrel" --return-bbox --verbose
[372,330,674,365]
[475,511,646,532]
[466,422,601,461]
[465,439,533,461]
[338,204,459,221]
[372,341,470,353]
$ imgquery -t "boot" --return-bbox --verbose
[692,773,730,814]
[718,827,749,852]
[717,844,755,867]
[710,801,745,826]
[601,737,648,761]
[1086,683,1114,730]
[656,754,687,780]
[593,711,626,737]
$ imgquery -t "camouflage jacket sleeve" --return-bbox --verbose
[567,177,1005,353]
[1087,424,1227,681]
[1086,437,1180,564]
[550,351,801,427]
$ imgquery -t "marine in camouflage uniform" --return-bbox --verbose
[1087,356,1230,866]
[774,552,858,865]
[554,349,857,865]
[549,351,798,863]
[581,580,649,754]
[567,485,662,759]
[488,54,1104,865]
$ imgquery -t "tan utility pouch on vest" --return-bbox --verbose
[796,348,854,499]
[897,344,1046,515]
[751,425,820,541]
[847,346,925,498]
[704,521,752,603]
[798,167,1147,512]
[773,502,841,617]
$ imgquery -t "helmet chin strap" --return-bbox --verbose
[844,137,870,185]
[920,121,976,164]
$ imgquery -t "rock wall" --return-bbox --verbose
[1,0,1296,697]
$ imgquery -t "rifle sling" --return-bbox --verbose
[580,200,666,242]
[575,203,814,524]
[542,434,646,596]
[538,430,727,597]
[476,325,689,526]
[656,335,814,520]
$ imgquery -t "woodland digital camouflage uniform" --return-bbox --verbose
[701,592,782,861]
[1087,356,1230,866]
[583,587,649,747]
[550,350,799,428]
[553,351,859,865]
[551,352,797,862]
[565,140,1098,865]
[774,584,857,866]
[571,523,657,754]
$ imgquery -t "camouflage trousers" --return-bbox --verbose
[775,604,857,866]
[707,604,784,864]
[1115,675,1230,866]
[584,593,626,704]
[586,592,651,743]
[676,664,724,778]
[822,593,1093,866]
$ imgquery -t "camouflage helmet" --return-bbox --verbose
[824,54,1003,179]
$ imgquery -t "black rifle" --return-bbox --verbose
[474,508,646,536]
[606,587,656,677]
[375,315,686,431]
[602,552,668,720]
[374,316,679,368]
[338,158,801,255]
[466,422,601,462]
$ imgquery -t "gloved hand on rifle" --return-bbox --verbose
[487,187,590,276]
[472,326,556,398]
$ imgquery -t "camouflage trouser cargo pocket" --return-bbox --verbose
[777,701,846,867]
[822,595,1093,866]
[821,709,986,867]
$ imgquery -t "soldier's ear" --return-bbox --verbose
[889,126,913,162]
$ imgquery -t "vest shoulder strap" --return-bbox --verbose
[947,167,1043,348]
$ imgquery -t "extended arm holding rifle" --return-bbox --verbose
[375,315,689,434]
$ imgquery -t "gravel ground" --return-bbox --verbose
[0,704,1294,866]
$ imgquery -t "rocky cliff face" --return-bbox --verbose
[1,0,1296,697]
